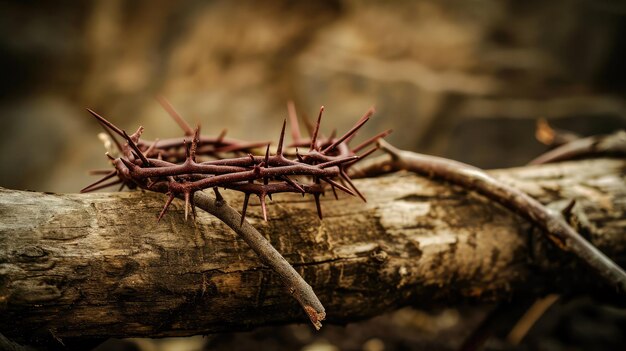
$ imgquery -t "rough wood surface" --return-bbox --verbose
[0,159,625,343]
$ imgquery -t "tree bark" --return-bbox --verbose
[0,159,625,343]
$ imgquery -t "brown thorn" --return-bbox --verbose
[340,169,366,202]
[79,178,122,193]
[213,187,224,203]
[562,199,576,218]
[321,177,355,196]
[330,184,338,200]
[143,138,160,158]
[157,193,176,222]
[277,119,287,156]
[287,100,301,142]
[122,130,150,166]
[259,194,268,221]
[322,108,373,154]
[352,129,393,153]
[217,129,227,144]
[314,193,323,219]
[81,171,117,193]
[281,175,305,193]
[157,96,194,136]
[86,108,125,137]
[310,106,324,151]
[241,193,251,226]
[105,152,115,161]
[89,169,114,175]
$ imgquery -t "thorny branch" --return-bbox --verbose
[83,100,390,328]
[363,139,626,293]
[530,129,626,165]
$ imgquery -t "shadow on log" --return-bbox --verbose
[0,159,625,345]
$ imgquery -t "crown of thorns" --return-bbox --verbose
[83,100,391,224]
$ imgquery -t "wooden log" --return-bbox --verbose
[0,159,624,344]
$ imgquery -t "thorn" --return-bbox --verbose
[241,193,250,226]
[259,194,268,221]
[345,107,376,145]
[81,171,117,193]
[79,179,122,193]
[321,177,355,196]
[119,157,137,171]
[314,193,323,219]
[340,169,366,202]
[217,129,227,144]
[322,108,373,154]
[96,119,124,153]
[317,155,359,168]
[282,175,305,193]
[562,199,576,218]
[157,193,176,222]
[296,147,304,162]
[86,109,125,137]
[264,143,271,185]
[277,119,287,156]
[330,184,338,200]
[287,100,301,142]
[352,129,393,153]
[143,138,160,158]
[268,193,273,201]
[118,182,126,191]
[122,130,150,166]
[157,96,194,136]
[105,152,115,161]
[213,187,224,204]
[310,106,324,151]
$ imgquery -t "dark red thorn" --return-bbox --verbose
[322,109,373,154]
[277,119,287,156]
[344,107,375,144]
[118,182,126,192]
[216,129,227,144]
[263,143,271,185]
[310,106,324,151]
[89,169,115,175]
[213,187,224,203]
[317,155,359,168]
[144,139,160,158]
[314,193,323,219]
[268,193,273,201]
[119,156,137,170]
[330,184,339,200]
[352,129,393,153]
[562,199,576,217]
[296,148,304,162]
[157,96,194,136]
[86,108,125,137]
[328,129,337,141]
[241,193,250,225]
[353,145,379,162]
[259,194,268,221]
[106,152,116,161]
[281,175,305,193]
[79,178,122,193]
[321,177,355,196]
[157,193,176,222]
[81,170,117,193]
[340,169,366,202]
[122,130,150,166]
[287,100,301,142]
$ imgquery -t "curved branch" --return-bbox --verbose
[375,140,626,293]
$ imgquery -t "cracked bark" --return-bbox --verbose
[0,159,625,344]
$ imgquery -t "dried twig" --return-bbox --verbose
[373,140,626,293]
[529,129,626,165]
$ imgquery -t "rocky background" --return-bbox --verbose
[1,0,625,350]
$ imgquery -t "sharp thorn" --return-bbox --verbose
[259,194,268,221]
[157,96,194,136]
[81,171,117,193]
[352,129,393,153]
[277,119,287,156]
[86,108,125,137]
[314,193,323,219]
[241,193,250,226]
[157,193,176,222]
[122,130,150,166]
[310,106,324,151]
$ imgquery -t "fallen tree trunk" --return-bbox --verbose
[0,159,625,343]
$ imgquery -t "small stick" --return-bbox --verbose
[529,130,626,165]
[191,191,326,329]
[376,140,626,293]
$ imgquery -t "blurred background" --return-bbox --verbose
[1,0,625,350]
